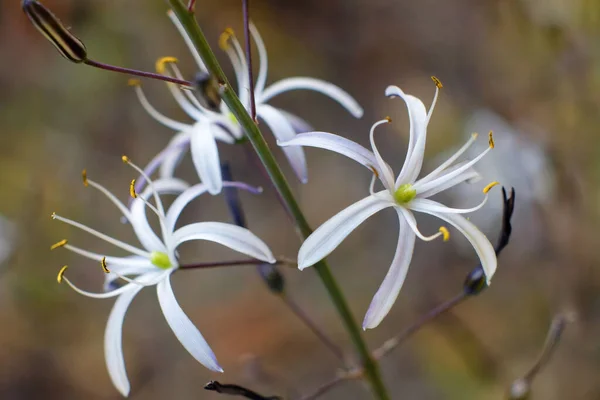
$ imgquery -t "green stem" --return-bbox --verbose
[167,1,389,399]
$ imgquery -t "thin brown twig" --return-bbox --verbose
[84,59,192,86]
[298,369,361,400]
[280,294,346,362]
[180,257,296,270]
[242,0,257,121]
[187,0,196,12]
[373,292,468,360]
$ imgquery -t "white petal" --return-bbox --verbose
[278,132,383,175]
[165,182,259,234]
[157,274,223,372]
[104,271,161,397]
[363,209,416,329]
[410,196,489,214]
[417,134,478,186]
[416,210,496,283]
[416,168,480,199]
[259,77,364,118]
[298,191,395,270]
[369,119,395,191]
[413,146,491,195]
[132,85,190,132]
[278,110,313,133]
[249,22,268,96]
[385,86,428,186]
[104,284,142,397]
[130,179,190,252]
[167,10,208,73]
[258,104,308,183]
[159,133,191,180]
[171,222,275,263]
[189,121,222,195]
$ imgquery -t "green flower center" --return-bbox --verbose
[394,184,417,205]
[150,251,172,269]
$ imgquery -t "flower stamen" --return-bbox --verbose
[57,265,68,283]
[488,131,495,149]
[483,181,500,194]
[82,169,88,187]
[439,226,450,241]
[101,257,110,273]
[50,239,68,250]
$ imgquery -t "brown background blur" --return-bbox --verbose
[1,0,600,399]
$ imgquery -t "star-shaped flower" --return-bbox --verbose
[52,158,274,396]
[279,78,498,329]
[130,12,363,194]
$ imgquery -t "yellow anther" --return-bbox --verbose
[483,181,500,194]
[82,169,88,187]
[384,116,392,123]
[129,179,137,199]
[101,257,110,274]
[50,239,68,250]
[156,56,178,74]
[488,131,495,149]
[431,76,443,89]
[471,132,479,139]
[57,265,68,284]
[439,226,450,242]
[51,212,57,219]
[127,79,141,87]
[219,28,235,50]
[122,155,130,164]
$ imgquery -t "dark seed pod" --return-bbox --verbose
[257,263,285,294]
[463,265,487,295]
[22,0,87,63]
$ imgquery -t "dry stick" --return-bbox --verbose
[280,294,346,362]
[242,0,257,121]
[373,292,468,360]
[180,257,296,270]
[508,313,573,399]
[84,59,192,86]
[221,163,345,363]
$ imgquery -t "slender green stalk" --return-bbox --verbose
[166,1,389,398]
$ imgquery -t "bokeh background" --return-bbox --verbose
[1,0,600,398]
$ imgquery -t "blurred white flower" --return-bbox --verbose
[52,159,275,397]
[130,12,363,194]
[279,79,498,329]
[444,109,554,250]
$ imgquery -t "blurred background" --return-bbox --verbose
[1,0,600,398]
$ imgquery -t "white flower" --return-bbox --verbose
[279,78,498,330]
[130,12,363,194]
[52,159,275,397]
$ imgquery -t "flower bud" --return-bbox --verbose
[194,72,221,111]
[463,265,487,295]
[22,0,87,63]
[257,263,285,294]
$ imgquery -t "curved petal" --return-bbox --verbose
[157,273,223,372]
[104,271,161,397]
[409,195,489,215]
[298,191,395,270]
[104,284,142,397]
[103,264,156,293]
[189,121,222,195]
[278,132,383,175]
[416,168,480,199]
[369,119,395,191]
[363,209,416,329]
[159,135,191,181]
[165,182,260,234]
[130,179,190,252]
[416,210,496,283]
[259,77,364,118]
[171,222,275,263]
[250,22,268,96]
[417,134,478,186]
[278,110,313,133]
[167,10,208,73]
[413,146,491,195]
[258,104,308,183]
[136,132,190,193]
[385,86,428,186]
